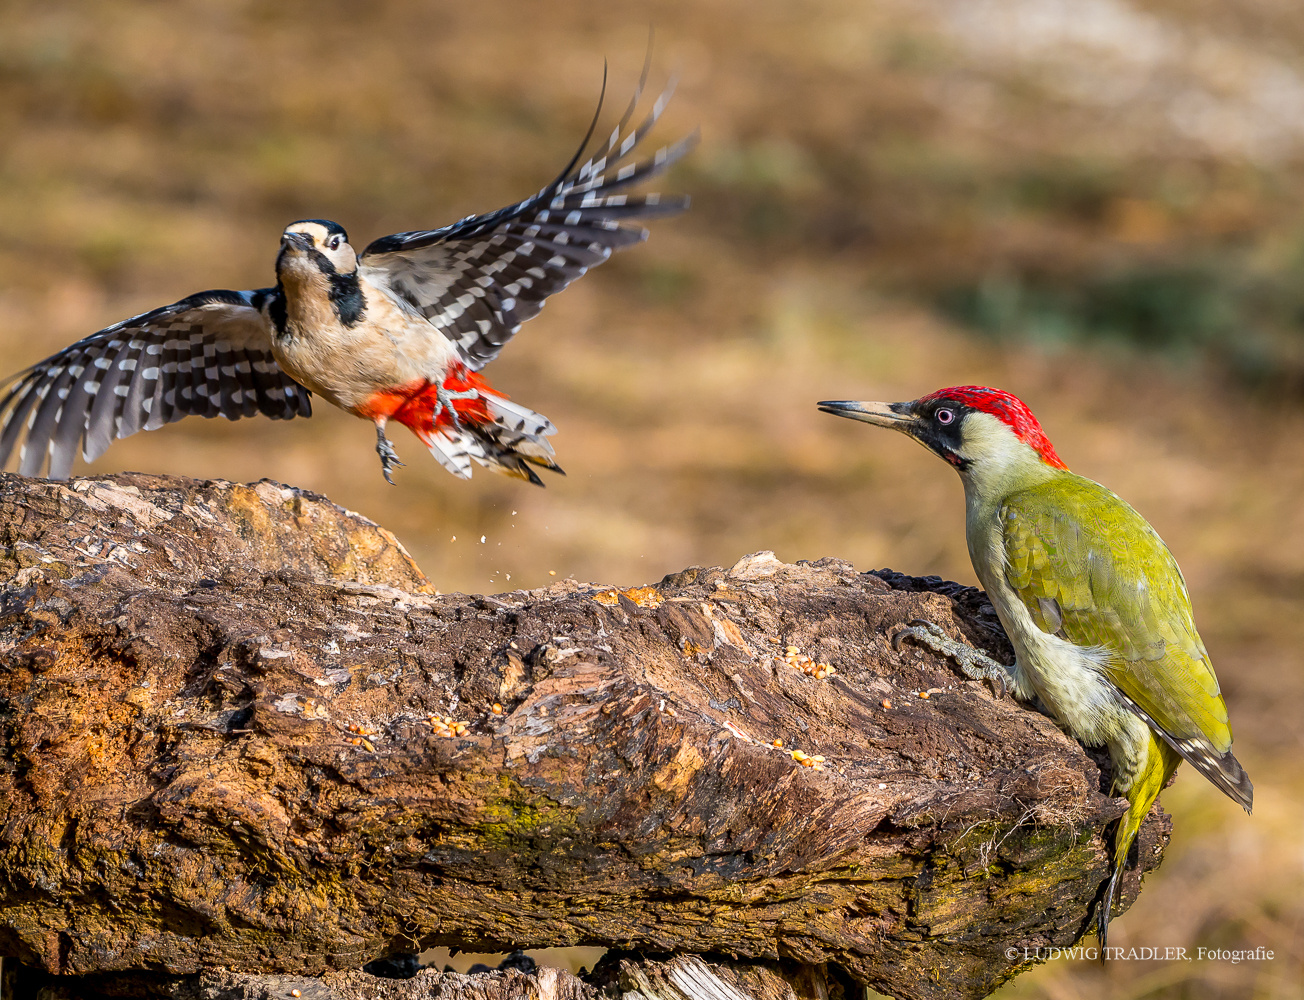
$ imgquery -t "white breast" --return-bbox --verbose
[272,277,462,412]
[969,513,1137,749]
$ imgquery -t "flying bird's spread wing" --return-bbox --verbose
[358,76,696,370]
[0,66,691,481]
[0,289,310,479]
[999,478,1252,809]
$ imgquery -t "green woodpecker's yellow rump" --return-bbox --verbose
[818,386,1251,952]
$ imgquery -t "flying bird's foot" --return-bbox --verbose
[893,619,1010,698]
[375,427,405,485]
[435,385,480,430]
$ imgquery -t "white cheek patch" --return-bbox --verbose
[959,411,1031,465]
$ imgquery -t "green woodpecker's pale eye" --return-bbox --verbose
[936,408,955,424]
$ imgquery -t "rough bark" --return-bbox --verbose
[0,473,1170,1000]
[3,952,851,1000]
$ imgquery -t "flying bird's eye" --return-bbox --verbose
[936,408,955,425]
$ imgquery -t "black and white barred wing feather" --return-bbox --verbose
[0,289,310,478]
[358,80,696,370]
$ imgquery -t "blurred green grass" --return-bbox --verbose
[0,1,1301,997]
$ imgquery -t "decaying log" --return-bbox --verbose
[3,951,850,1000]
[0,473,1170,1000]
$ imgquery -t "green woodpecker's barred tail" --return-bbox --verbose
[1118,690,1253,814]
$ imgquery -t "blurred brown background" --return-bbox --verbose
[1,1,1301,996]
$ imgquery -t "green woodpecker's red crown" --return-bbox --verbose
[919,386,1068,470]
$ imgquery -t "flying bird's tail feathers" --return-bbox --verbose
[376,366,561,486]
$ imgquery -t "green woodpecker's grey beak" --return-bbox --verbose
[817,399,917,430]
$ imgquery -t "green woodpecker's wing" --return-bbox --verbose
[1001,476,1252,811]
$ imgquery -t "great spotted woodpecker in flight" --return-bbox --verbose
[0,72,693,485]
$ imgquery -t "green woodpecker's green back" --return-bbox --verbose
[1000,472,1251,809]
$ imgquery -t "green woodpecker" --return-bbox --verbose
[818,386,1251,950]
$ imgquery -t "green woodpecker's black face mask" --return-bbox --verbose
[905,398,973,472]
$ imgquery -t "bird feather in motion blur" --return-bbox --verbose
[818,387,1251,952]
[0,67,694,485]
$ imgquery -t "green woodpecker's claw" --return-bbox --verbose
[894,619,1010,698]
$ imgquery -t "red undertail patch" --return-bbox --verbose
[356,363,504,444]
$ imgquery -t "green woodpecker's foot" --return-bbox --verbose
[893,619,1010,698]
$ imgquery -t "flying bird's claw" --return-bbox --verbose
[894,619,1010,698]
[375,428,405,485]
[434,385,480,431]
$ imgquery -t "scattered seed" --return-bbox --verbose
[772,738,784,748]
[549,570,557,576]
[918,691,930,699]
[359,737,376,752]
[491,703,503,715]
[292,991,302,998]
[783,649,837,680]
[881,699,893,709]
[429,713,466,737]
